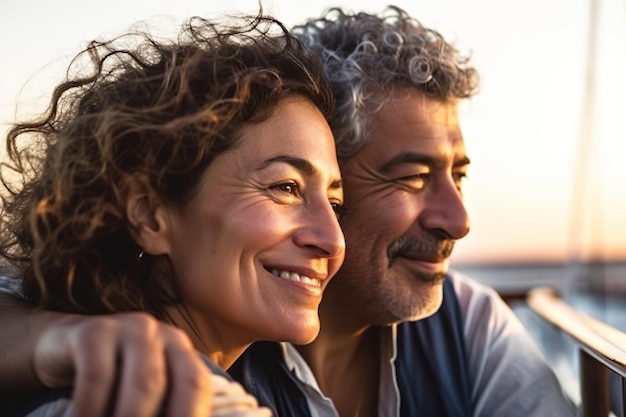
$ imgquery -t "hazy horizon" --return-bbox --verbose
[2,0,625,265]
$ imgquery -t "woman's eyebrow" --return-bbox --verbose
[330,179,343,191]
[258,155,315,175]
[259,155,342,189]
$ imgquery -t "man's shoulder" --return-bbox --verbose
[446,269,527,342]
[447,269,492,291]
[446,269,503,308]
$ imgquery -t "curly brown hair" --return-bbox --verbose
[0,13,334,317]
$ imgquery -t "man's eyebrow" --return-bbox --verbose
[454,156,471,168]
[380,152,470,173]
[380,152,437,174]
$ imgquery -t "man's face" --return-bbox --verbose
[326,89,470,326]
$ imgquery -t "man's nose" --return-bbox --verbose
[418,180,470,240]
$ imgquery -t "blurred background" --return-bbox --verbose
[2,0,624,268]
[1,0,625,408]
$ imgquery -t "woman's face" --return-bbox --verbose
[164,97,345,349]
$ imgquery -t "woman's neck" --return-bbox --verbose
[163,304,250,369]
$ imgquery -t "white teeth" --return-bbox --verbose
[271,269,321,287]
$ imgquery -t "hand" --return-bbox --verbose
[34,312,213,417]
[211,374,273,417]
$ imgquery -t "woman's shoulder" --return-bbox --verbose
[198,352,233,380]
[24,399,73,417]
[1,388,73,417]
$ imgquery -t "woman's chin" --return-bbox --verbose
[280,320,320,346]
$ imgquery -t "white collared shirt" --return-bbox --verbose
[281,325,401,417]
[277,271,577,417]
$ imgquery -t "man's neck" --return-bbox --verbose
[295,323,381,417]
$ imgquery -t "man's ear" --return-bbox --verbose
[126,177,171,256]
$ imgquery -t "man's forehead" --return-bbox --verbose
[422,100,459,125]
[366,122,466,165]
[376,88,460,126]
[342,89,467,168]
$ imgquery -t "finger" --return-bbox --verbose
[162,330,212,417]
[212,377,259,410]
[33,323,77,387]
[212,407,274,417]
[212,394,260,410]
[211,375,248,397]
[70,317,119,417]
[111,314,167,417]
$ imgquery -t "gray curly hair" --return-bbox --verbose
[292,6,480,162]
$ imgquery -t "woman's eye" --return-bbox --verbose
[274,182,299,195]
[330,202,345,220]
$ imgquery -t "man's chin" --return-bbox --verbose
[406,282,445,322]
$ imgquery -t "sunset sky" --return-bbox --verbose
[1,0,624,265]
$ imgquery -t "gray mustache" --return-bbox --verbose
[387,234,455,261]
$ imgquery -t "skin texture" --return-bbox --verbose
[0,97,343,417]
[32,312,213,417]
[0,90,468,417]
[322,89,470,329]
[0,12,344,417]
[0,82,469,417]
[296,89,471,417]
[131,97,345,368]
[0,7,574,417]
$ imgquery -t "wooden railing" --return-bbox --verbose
[527,287,626,417]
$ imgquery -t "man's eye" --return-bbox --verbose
[453,172,468,190]
[397,174,427,189]
[403,174,428,181]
